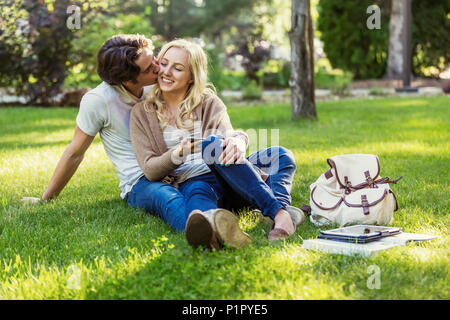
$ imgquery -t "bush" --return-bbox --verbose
[315,67,353,89]
[210,70,248,91]
[242,80,263,100]
[0,1,158,104]
[317,0,390,80]
[262,61,291,88]
[330,76,352,96]
[0,0,75,104]
[411,0,450,77]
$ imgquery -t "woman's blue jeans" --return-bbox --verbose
[127,135,296,232]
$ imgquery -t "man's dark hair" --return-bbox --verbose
[97,34,152,85]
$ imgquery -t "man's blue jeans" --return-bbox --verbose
[127,136,296,232]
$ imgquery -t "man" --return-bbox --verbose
[22,34,302,241]
[23,34,189,231]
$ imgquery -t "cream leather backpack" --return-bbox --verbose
[306,154,402,227]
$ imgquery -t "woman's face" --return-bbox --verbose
[158,47,193,95]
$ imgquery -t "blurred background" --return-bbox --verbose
[0,0,449,106]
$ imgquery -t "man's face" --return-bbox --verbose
[134,47,160,86]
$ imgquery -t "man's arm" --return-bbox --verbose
[22,125,95,203]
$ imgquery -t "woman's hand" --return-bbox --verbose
[219,136,247,166]
[171,137,202,164]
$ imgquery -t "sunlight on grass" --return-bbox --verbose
[380,99,430,108]
[0,236,174,299]
[243,246,355,299]
[0,128,73,144]
[0,97,449,299]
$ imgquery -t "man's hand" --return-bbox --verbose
[21,197,42,205]
[218,136,247,166]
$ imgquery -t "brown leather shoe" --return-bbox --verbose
[185,210,220,250]
[185,209,252,250]
[214,209,252,248]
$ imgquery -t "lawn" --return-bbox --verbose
[0,96,448,300]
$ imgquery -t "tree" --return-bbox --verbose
[289,0,317,120]
[386,0,405,79]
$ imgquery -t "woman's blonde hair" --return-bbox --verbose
[144,39,216,130]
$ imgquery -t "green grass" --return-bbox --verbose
[0,96,449,299]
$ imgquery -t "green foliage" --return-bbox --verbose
[314,68,352,90]
[261,60,291,88]
[0,97,448,299]
[223,2,274,81]
[0,0,117,103]
[0,0,276,99]
[141,0,262,41]
[0,0,75,104]
[0,0,28,90]
[205,48,227,95]
[65,12,157,89]
[242,80,263,100]
[411,0,450,77]
[326,70,353,96]
[317,0,390,80]
[221,71,249,90]
[317,0,450,79]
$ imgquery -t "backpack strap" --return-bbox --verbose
[361,194,370,215]
[364,171,377,188]
[376,176,403,185]
[347,175,403,192]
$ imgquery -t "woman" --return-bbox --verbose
[130,39,303,249]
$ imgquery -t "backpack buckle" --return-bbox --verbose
[365,170,377,188]
[344,176,352,194]
[361,194,370,215]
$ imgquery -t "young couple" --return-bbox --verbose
[22,34,305,250]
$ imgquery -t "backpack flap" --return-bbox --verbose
[310,168,342,196]
[311,185,343,210]
[342,185,390,214]
[327,154,380,192]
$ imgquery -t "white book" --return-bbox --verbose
[302,239,399,257]
[302,232,439,257]
[378,232,440,246]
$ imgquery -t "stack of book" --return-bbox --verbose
[302,225,439,257]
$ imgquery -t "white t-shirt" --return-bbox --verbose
[76,82,151,199]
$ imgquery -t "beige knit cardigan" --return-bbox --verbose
[129,94,254,184]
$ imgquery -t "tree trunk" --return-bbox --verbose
[386,0,405,79]
[289,0,316,120]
